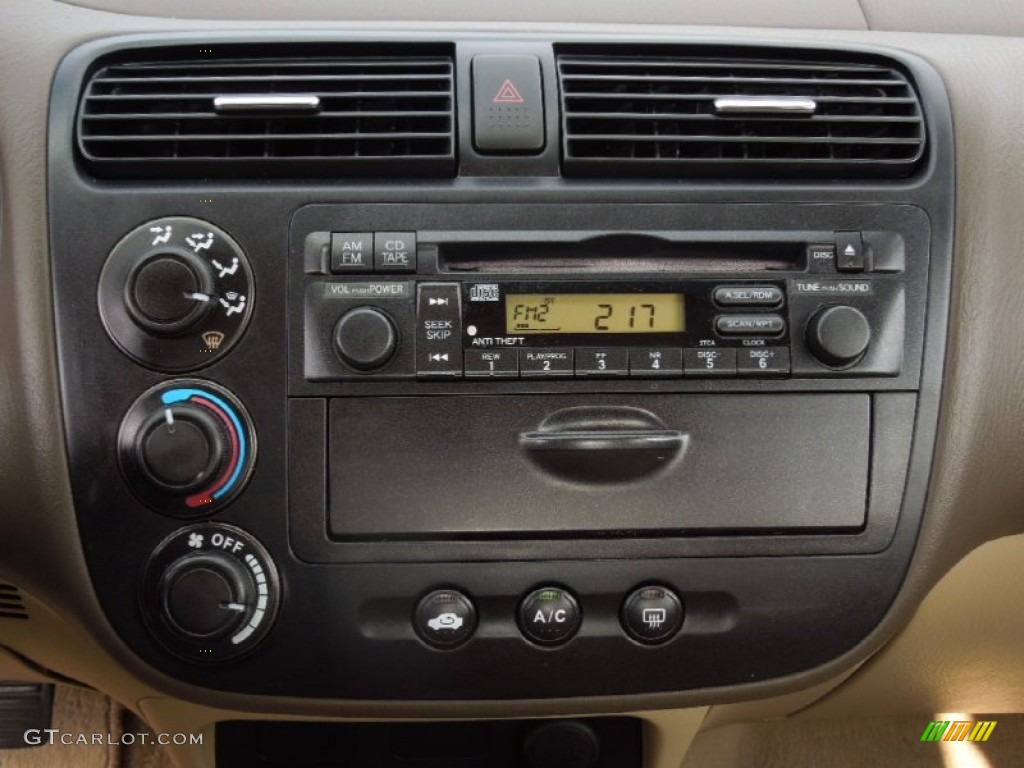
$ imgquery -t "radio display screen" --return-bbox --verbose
[505,293,685,334]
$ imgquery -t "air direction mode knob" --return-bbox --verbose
[142,523,279,661]
[125,253,215,337]
[805,305,871,367]
[119,380,256,518]
[98,216,255,371]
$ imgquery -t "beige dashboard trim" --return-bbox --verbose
[1,0,1023,732]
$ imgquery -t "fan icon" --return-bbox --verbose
[187,533,204,549]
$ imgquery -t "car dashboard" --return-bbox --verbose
[2,2,1024,767]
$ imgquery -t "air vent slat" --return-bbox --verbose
[0,584,28,620]
[558,51,926,179]
[77,47,456,179]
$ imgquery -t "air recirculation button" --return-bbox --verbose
[119,380,256,518]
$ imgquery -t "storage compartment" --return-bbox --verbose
[328,393,869,539]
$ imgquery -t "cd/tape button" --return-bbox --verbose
[520,348,574,377]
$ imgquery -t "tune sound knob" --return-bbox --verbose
[142,523,280,661]
[119,380,256,518]
[806,305,871,367]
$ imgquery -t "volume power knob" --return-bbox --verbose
[333,307,397,371]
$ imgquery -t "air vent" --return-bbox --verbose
[558,51,926,179]
[77,47,456,179]
[0,584,28,621]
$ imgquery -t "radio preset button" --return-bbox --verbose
[715,314,786,337]
[713,285,783,308]
[416,283,463,378]
[575,348,628,378]
[374,232,417,273]
[465,348,519,378]
[737,347,791,376]
[520,349,574,377]
[629,348,683,377]
[683,348,737,376]
[330,233,373,274]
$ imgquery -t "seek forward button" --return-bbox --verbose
[416,283,463,378]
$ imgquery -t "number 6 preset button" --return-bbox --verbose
[520,348,574,377]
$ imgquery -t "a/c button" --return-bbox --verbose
[518,586,581,646]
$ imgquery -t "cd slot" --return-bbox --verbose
[439,233,805,273]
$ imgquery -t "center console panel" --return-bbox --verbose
[47,34,953,703]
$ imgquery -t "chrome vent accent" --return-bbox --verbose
[77,47,456,179]
[558,51,926,179]
[0,584,28,621]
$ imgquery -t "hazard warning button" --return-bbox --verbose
[472,54,545,153]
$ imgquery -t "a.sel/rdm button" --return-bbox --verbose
[414,589,477,649]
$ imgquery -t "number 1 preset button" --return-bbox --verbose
[520,348,574,377]
[464,348,520,378]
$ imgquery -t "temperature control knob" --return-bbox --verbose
[142,524,279,661]
[98,216,254,372]
[805,305,871,368]
[119,380,256,518]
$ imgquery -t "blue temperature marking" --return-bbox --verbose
[161,388,247,498]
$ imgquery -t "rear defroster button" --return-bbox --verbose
[621,585,684,645]
[414,589,477,649]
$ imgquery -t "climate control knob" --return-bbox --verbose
[98,216,254,372]
[124,252,215,337]
[142,524,279,661]
[805,305,871,367]
[119,380,256,518]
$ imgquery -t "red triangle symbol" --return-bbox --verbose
[493,79,525,104]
